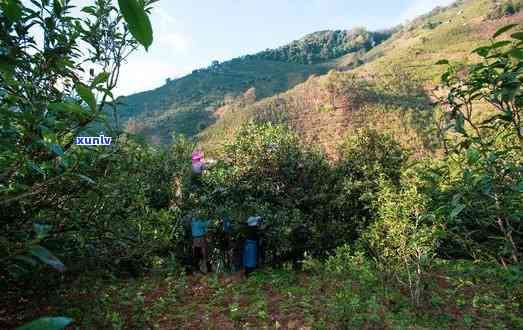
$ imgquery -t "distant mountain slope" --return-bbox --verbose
[197,0,523,157]
[249,29,392,64]
[117,59,328,143]
[115,29,392,144]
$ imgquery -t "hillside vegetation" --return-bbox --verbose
[1,0,522,329]
[115,29,392,143]
[198,0,523,158]
[118,60,327,143]
[250,28,392,64]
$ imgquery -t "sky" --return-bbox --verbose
[113,0,455,96]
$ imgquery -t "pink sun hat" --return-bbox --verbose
[192,150,204,162]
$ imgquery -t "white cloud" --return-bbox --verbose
[159,32,190,53]
[115,57,191,96]
[397,0,456,24]
[152,8,191,53]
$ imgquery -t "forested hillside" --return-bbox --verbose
[250,29,393,64]
[117,59,327,143]
[1,0,522,329]
[198,0,523,157]
[115,29,391,144]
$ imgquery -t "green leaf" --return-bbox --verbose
[3,0,23,22]
[511,32,523,41]
[81,6,96,16]
[491,40,512,49]
[472,46,490,57]
[76,174,95,184]
[34,223,52,239]
[27,160,46,176]
[75,83,96,111]
[17,317,73,330]
[441,71,451,83]
[501,81,520,101]
[507,48,523,60]
[29,245,65,272]
[450,204,465,220]
[49,143,64,157]
[455,113,465,134]
[467,148,481,164]
[435,59,449,65]
[493,24,518,38]
[91,72,110,87]
[451,193,463,207]
[118,0,153,50]
[52,0,63,15]
[48,102,90,118]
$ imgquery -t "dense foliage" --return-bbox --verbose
[183,124,410,264]
[251,29,392,65]
[430,25,523,263]
[0,0,157,279]
[1,0,522,328]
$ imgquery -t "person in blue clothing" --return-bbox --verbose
[243,216,262,277]
[191,216,212,273]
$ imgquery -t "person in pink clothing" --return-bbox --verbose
[191,150,204,174]
[191,150,205,187]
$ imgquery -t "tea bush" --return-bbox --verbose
[361,178,442,306]
[433,26,523,264]
[193,122,334,264]
[191,124,412,266]
[0,0,159,282]
[330,128,409,244]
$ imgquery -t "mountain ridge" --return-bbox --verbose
[196,0,523,157]
[115,0,523,151]
[114,28,393,143]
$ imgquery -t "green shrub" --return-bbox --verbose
[198,122,334,263]
[330,129,409,242]
[361,179,442,307]
[423,21,442,30]
[487,0,522,19]
[0,0,157,281]
[1,135,192,281]
[436,27,523,264]
[200,124,410,263]
[323,244,384,327]
[326,244,373,278]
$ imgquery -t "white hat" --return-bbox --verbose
[247,216,261,227]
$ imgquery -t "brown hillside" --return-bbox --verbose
[197,0,523,159]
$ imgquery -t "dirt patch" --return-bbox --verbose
[144,286,169,306]
[435,274,452,290]
[265,284,285,322]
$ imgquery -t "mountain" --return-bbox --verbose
[114,29,393,144]
[248,29,392,64]
[197,0,523,157]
